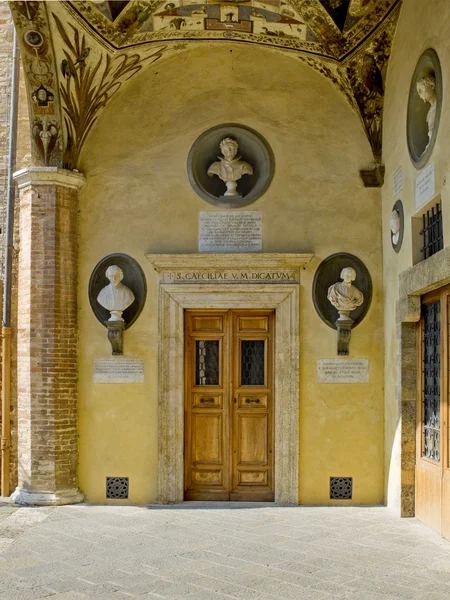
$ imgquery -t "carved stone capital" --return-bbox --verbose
[14,166,85,190]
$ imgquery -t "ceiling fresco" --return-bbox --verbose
[9,0,402,174]
[67,0,398,58]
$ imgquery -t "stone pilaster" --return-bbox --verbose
[11,167,84,505]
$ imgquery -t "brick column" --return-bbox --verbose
[11,167,85,505]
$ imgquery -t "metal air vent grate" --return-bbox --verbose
[330,477,352,499]
[106,477,129,499]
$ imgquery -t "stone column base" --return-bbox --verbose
[11,487,84,506]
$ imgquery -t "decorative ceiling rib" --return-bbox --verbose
[9,0,402,170]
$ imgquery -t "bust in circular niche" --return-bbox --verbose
[416,75,437,152]
[207,137,253,197]
[390,209,401,246]
[97,265,135,322]
[327,267,364,321]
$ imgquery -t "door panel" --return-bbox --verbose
[192,414,223,464]
[231,311,273,501]
[237,414,268,463]
[185,310,229,500]
[185,309,274,501]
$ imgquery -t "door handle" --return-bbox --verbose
[200,398,214,403]
[245,398,261,404]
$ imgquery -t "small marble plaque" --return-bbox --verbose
[199,211,262,253]
[416,163,435,209]
[93,358,144,384]
[393,166,403,197]
[317,359,369,384]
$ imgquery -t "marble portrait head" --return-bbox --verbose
[340,267,357,283]
[416,75,436,104]
[219,137,239,161]
[390,209,401,245]
[106,264,124,287]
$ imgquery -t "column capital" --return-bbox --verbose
[13,167,85,190]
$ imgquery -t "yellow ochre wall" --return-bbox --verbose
[77,44,384,505]
[382,0,450,513]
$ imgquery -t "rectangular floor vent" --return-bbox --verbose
[106,477,129,499]
[330,477,352,499]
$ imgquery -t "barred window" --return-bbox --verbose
[420,203,443,260]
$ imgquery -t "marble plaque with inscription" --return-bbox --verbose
[199,211,262,253]
[94,358,144,384]
[393,166,403,198]
[317,359,369,384]
[416,163,435,209]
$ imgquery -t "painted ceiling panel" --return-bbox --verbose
[9,0,402,170]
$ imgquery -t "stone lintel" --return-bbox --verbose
[13,166,85,190]
[146,253,314,272]
[398,246,450,314]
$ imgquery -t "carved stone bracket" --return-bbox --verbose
[360,164,385,187]
[105,321,125,356]
[336,317,353,356]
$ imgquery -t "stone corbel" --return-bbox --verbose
[105,321,125,355]
[336,318,353,356]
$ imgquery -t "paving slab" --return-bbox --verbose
[0,504,449,599]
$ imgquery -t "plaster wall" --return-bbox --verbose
[77,44,384,505]
[382,0,450,513]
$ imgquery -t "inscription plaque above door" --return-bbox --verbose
[184,309,274,501]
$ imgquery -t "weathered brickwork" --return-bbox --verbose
[0,1,13,273]
[0,1,32,493]
[15,171,83,500]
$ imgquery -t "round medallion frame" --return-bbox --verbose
[312,253,372,330]
[88,253,147,329]
[390,199,404,254]
[187,123,274,208]
[407,48,442,169]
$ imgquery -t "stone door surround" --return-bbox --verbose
[146,253,313,505]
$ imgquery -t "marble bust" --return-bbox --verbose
[416,75,436,150]
[327,267,364,321]
[207,137,253,197]
[390,209,401,245]
[97,265,135,322]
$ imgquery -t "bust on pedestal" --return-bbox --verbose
[327,267,364,355]
[207,137,253,199]
[97,265,135,354]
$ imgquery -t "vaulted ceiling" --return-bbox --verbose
[68,0,398,59]
[10,0,402,173]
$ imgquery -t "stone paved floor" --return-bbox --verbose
[0,503,450,599]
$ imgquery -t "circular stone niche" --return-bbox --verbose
[407,49,442,169]
[312,253,372,330]
[390,199,404,254]
[187,124,274,208]
[88,253,147,329]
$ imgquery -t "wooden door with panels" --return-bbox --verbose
[416,287,450,539]
[184,309,274,501]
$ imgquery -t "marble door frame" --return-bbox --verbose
[146,253,314,505]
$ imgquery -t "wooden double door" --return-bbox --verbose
[184,309,274,501]
[417,287,450,540]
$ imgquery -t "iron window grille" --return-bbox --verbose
[422,302,441,462]
[420,203,443,260]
